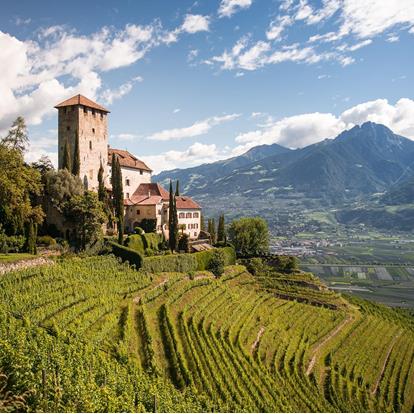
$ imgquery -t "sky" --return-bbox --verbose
[1,0,414,173]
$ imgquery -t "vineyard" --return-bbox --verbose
[1,256,414,412]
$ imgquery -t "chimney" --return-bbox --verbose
[148,189,151,198]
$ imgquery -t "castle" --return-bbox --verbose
[55,94,202,239]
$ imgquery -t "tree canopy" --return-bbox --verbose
[228,217,269,257]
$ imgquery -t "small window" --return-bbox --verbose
[92,109,96,117]
[186,212,192,218]
[126,179,130,186]
[89,169,93,180]
[179,212,185,219]
[126,192,130,198]
[193,212,199,218]
[140,170,143,175]
[158,209,161,215]
[137,209,140,215]
[66,126,70,131]
[100,113,103,119]
[194,232,197,237]
[92,128,95,134]
[89,141,92,150]
[83,107,87,114]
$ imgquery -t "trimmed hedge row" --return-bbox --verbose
[109,242,143,268]
[124,233,162,255]
[141,247,236,273]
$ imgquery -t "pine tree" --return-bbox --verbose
[72,133,80,176]
[175,180,180,196]
[62,140,72,172]
[217,214,225,243]
[2,116,29,153]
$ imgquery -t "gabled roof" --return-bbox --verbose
[131,183,169,201]
[127,183,201,209]
[108,148,152,172]
[54,94,110,113]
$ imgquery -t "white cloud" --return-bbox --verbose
[147,113,240,141]
[111,133,141,141]
[173,108,181,114]
[187,49,199,62]
[100,76,143,105]
[233,98,414,150]
[142,142,224,173]
[14,17,31,26]
[410,26,414,34]
[266,15,292,41]
[218,0,253,18]
[181,14,210,33]
[386,34,399,43]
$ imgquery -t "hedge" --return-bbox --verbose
[141,246,236,274]
[124,233,162,255]
[142,233,161,250]
[109,241,143,268]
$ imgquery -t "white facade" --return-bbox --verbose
[107,166,152,198]
[177,209,201,239]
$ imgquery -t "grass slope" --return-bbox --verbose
[0,256,413,412]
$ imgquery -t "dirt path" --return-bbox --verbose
[133,279,168,304]
[306,314,354,376]
[251,326,265,354]
[371,331,401,395]
[0,257,54,275]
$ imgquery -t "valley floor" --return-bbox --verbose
[1,256,414,412]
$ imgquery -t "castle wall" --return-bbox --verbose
[107,166,151,199]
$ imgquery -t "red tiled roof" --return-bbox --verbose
[108,148,152,172]
[128,183,201,209]
[175,196,201,209]
[131,183,169,200]
[54,94,110,113]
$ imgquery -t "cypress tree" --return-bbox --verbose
[217,214,225,243]
[98,161,106,203]
[175,180,180,196]
[200,214,205,232]
[211,218,216,244]
[24,220,37,255]
[114,157,124,244]
[62,140,72,172]
[72,133,80,176]
[168,180,178,252]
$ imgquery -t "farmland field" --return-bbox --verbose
[1,256,414,412]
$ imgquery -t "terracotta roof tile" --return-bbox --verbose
[108,148,152,172]
[175,196,201,209]
[131,183,169,200]
[55,94,110,113]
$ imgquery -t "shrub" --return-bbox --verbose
[124,234,145,255]
[142,233,161,251]
[178,234,190,253]
[208,249,225,277]
[244,257,267,275]
[269,255,299,273]
[134,227,144,235]
[109,241,143,268]
[142,253,197,273]
[0,233,25,253]
[140,219,157,233]
[194,246,236,271]
[37,235,57,246]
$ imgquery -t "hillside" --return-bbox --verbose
[1,256,414,412]
[154,122,414,203]
[382,176,414,205]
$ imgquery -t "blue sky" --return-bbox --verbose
[1,0,414,172]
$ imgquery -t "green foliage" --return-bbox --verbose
[24,220,37,255]
[243,257,267,275]
[217,214,226,244]
[228,217,269,257]
[0,138,44,236]
[269,255,299,273]
[0,227,25,253]
[72,133,80,176]
[109,241,143,268]
[140,218,157,233]
[168,181,178,252]
[111,154,124,244]
[1,116,29,153]
[208,249,225,277]
[63,191,106,250]
[142,233,161,250]
[142,247,236,274]
[62,140,72,172]
[124,234,145,255]
[134,227,144,235]
[207,218,216,244]
[178,233,190,253]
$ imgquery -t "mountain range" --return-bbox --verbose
[154,122,414,204]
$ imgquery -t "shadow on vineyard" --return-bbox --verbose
[1,256,414,412]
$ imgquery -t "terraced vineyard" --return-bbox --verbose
[1,256,414,412]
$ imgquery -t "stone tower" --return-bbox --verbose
[55,94,110,190]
